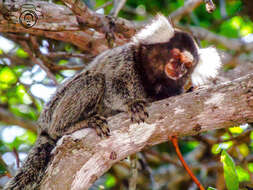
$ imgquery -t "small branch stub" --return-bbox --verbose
[204,0,216,13]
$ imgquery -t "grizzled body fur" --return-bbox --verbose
[4,15,221,190]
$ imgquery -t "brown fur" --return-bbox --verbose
[4,26,200,190]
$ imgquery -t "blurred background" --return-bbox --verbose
[0,0,253,189]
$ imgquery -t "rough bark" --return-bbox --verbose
[40,73,253,190]
[0,0,130,54]
[1,0,253,56]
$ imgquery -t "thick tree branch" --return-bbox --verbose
[61,0,135,38]
[40,73,253,190]
[1,0,253,56]
[0,0,128,54]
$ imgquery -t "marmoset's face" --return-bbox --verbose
[164,48,194,80]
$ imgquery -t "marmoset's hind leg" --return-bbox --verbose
[64,114,110,137]
[48,71,110,138]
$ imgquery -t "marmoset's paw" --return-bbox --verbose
[88,115,110,137]
[127,99,149,124]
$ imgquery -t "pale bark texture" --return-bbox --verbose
[40,73,253,190]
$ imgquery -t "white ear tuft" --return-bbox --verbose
[191,47,222,86]
[132,15,174,44]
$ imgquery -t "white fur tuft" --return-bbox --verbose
[191,47,222,86]
[133,15,174,44]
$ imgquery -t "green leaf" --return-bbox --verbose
[16,48,28,58]
[226,1,242,16]
[236,166,250,182]
[180,141,199,154]
[240,23,253,36]
[0,67,17,84]
[229,126,243,134]
[248,163,253,173]
[0,140,9,154]
[238,143,249,157]
[207,187,217,190]
[58,59,68,65]
[13,65,25,77]
[16,84,32,105]
[105,174,116,188]
[221,150,239,190]
[219,16,242,38]
[0,157,8,175]
[18,130,37,146]
[212,144,221,154]
[7,137,24,150]
[250,131,253,140]
[64,44,73,52]
[0,163,7,175]
[212,141,233,155]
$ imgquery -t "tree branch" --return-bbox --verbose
[40,73,253,190]
[61,0,135,38]
[170,0,202,23]
[19,40,59,85]
[0,108,37,133]
[0,0,129,55]
[1,0,253,56]
[110,0,127,17]
[186,26,253,52]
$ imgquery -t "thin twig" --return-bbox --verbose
[110,0,127,17]
[169,0,202,23]
[95,1,113,11]
[138,153,158,190]
[20,41,58,85]
[46,52,94,60]
[129,154,138,190]
[12,148,20,169]
[184,25,253,52]
[145,149,181,167]
[51,64,85,71]
[0,108,37,133]
[217,128,252,143]
[170,136,205,190]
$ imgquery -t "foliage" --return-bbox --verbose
[221,150,239,190]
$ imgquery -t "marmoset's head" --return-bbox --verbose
[133,15,222,87]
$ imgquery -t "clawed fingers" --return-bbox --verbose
[88,115,110,137]
[127,100,149,124]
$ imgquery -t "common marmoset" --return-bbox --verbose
[4,15,221,190]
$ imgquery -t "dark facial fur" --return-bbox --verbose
[135,30,199,100]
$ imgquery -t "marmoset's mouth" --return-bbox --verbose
[164,62,187,80]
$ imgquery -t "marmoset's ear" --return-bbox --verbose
[132,14,175,44]
[191,47,222,86]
